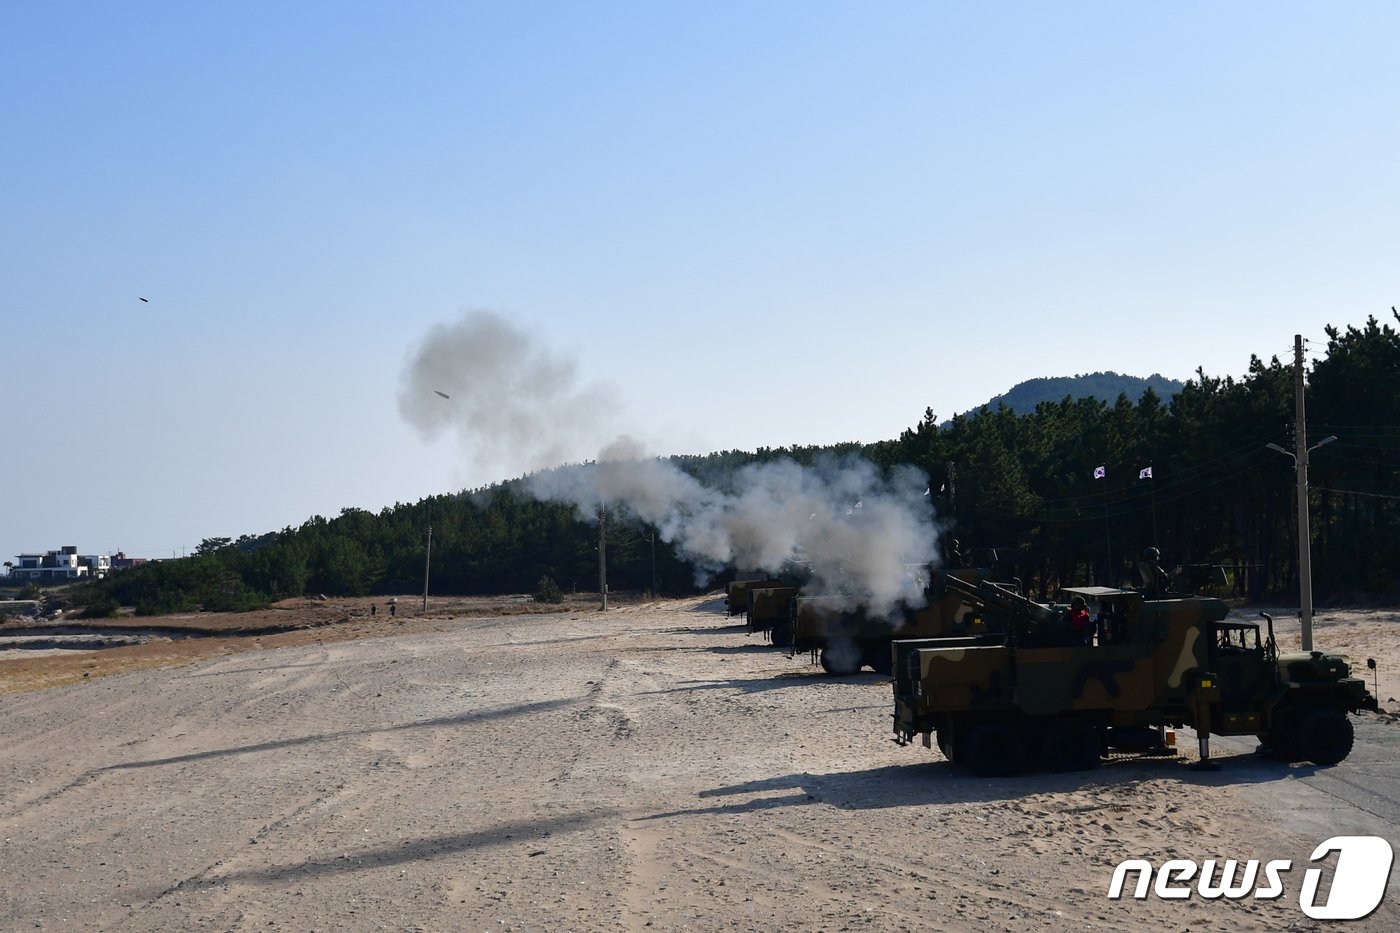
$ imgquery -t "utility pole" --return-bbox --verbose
[1292,335,1315,651]
[422,523,432,613]
[598,502,608,611]
[645,530,657,597]
[1264,336,1334,651]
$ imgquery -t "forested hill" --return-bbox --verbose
[962,372,1184,419]
[71,313,1400,613]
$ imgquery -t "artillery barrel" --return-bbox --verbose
[939,573,1062,629]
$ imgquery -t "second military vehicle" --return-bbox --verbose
[747,583,801,647]
[891,577,1378,776]
[789,567,1016,676]
[725,574,777,620]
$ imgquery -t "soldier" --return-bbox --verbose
[1137,547,1182,598]
[1067,596,1093,644]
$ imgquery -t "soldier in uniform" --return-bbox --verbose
[1137,547,1182,598]
[1067,596,1094,644]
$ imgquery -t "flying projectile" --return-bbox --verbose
[434,391,451,399]
[138,297,149,303]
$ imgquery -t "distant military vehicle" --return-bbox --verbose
[891,578,1378,776]
[789,567,1014,676]
[724,576,769,620]
[729,561,813,647]
[747,584,801,647]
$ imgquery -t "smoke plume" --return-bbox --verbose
[401,311,940,614]
[398,310,623,475]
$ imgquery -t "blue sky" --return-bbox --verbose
[4,1,1397,563]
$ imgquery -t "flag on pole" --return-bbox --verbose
[1093,466,1106,479]
[1139,466,1153,480]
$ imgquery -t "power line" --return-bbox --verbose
[1313,486,1400,502]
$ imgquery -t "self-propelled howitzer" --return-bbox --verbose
[891,586,1377,776]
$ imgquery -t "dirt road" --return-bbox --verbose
[2,597,1397,931]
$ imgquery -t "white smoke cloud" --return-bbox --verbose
[400,310,940,614]
[398,310,622,475]
[526,450,937,613]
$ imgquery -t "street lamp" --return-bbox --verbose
[1266,435,1336,650]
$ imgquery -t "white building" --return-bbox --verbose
[7,546,110,581]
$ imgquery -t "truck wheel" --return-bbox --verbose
[864,644,893,675]
[1298,707,1354,766]
[1041,717,1102,772]
[965,720,1026,777]
[769,622,793,648]
[1255,723,1300,761]
[819,642,862,676]
[936,730,955,762]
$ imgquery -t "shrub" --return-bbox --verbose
[81,597,120,619]
[202,582,268,613]
[135,593,199,616]
[19,582,42,601]
[533,575,564,604]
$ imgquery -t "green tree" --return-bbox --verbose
[533,575,564,604]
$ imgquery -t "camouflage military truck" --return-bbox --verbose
[790,568,1014,676]
[891,578,1378,776]
[733,561,814,647]
[724,576,770,620]
[747,584,801,647]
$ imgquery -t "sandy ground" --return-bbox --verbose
[0,596,592,693]
[1,595,1398,931]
